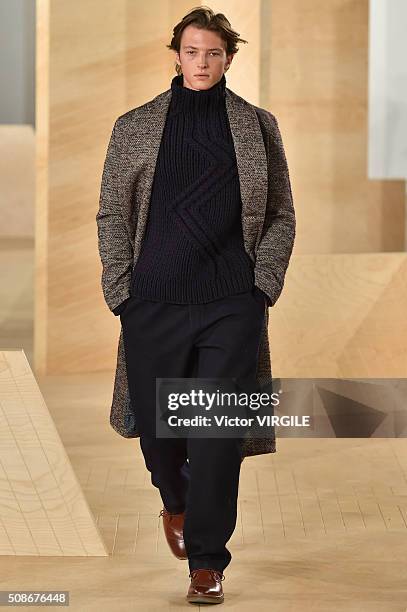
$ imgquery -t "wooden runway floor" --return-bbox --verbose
[1,241,407,609]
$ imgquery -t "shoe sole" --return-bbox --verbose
[186,594,224,604]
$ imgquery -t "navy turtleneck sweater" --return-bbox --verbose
[119,72,257,309]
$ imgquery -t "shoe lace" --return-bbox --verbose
[189,569,225,582]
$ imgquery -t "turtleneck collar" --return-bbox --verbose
[170,72,226,113]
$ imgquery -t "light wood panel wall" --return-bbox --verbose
[34,0,262,374]
[0,126,35,238]
[269,0,405,253]
[271,253,407,378]
[34,0,405,376]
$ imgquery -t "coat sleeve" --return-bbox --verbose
[254,111,296,307]
[95,119,134,314]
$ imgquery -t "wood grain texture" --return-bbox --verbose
[0,126,35,238]
[269,0,405,254]
[0,249,407,612]
[0,350,107,556]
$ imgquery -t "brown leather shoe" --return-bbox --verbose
[186,568,225,604]
[159,507,187,560]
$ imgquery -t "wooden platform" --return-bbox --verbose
[0,350,107,556]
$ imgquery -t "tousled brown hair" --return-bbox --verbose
[167,5,248,75]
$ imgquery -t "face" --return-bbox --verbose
[175,24,234,91]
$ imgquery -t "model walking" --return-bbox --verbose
[96,6,296,605]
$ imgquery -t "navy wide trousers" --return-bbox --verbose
[120,287,266,572]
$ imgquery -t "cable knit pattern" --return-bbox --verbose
[130,73,254,303]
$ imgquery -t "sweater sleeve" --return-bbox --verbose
[256,286,272,307]
[112,296,132,316]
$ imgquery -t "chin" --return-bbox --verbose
[193,76,214,86]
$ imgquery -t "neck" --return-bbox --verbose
[170,73,226,113]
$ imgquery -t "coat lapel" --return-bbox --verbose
[124,84,268,267]
[224,89,269,259]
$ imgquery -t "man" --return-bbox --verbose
[96,6,296,605]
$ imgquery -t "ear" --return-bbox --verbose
[225,53,235,70]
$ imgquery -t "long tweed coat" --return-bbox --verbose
[96,79,296,459]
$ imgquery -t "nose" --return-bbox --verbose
[197,55,208,69]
